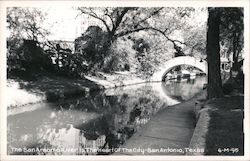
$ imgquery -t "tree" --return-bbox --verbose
[75,26,107,63]
[206,8,223,99]
[77,7,164,42]
[220,8,244,73]
[77,7,196,73]
[77,8,196,51]
[182,8,207,58]
[7,7,49,41]
[7,7,52,79]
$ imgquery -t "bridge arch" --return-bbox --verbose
[151,56,207,81]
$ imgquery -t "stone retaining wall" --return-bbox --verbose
[187,98,212,155]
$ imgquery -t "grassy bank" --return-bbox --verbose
[7,75,103,108]
[7,71,143,108]
[7,79,46,108]
[189,75,244,156]
[204,94,244,155]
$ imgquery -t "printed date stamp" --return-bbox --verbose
[217,148,239,154]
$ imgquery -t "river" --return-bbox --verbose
[7,76,206,155]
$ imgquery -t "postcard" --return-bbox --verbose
[0,0,249,161]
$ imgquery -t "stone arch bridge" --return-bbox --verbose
[151,56,207,81]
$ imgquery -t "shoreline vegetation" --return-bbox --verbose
[7,72,144,108]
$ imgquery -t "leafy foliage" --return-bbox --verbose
[76,7,203,76]
[74,26,110,72]
[220,8,244,71]
[7,7,49,41]
[43,41,88,78]
[132,37,154,78]
[77,7,164,40]
[7,39,53,79]
[7,7,53,79]
[101,37,136,72]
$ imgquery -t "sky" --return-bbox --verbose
[43,7,107,41]
[43,7,82,41]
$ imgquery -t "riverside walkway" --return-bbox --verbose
[115,91,206,155]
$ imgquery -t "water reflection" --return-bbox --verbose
[162,76,207,101]
[7,76,206,155]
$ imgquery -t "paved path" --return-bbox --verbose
[114,91,206,155]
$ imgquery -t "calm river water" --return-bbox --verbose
[7,76,206,155]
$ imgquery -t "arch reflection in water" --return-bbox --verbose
[162,76,207,101]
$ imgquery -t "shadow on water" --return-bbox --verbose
[7,76,206,155]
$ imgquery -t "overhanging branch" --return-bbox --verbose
[111,8,131,34]
[115,26,186,46]
[133,7,164,28]
[78,8,111,33]
[104,9,115,31]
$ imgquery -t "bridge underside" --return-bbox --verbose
[151,56,207,82]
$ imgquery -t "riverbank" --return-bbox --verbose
[204,94,244,155]
[7,75,103,108]
[85,71,146,88]
[7,72,144,108]
[189,85,244,155]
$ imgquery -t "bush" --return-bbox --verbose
[7,39,54,79]
[222,78,237,95]
[74,26,109,71]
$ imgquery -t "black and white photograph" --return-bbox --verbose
[0,0,249,160]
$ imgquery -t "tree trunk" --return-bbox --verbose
[232,31,241,72]
[206,8,223,99]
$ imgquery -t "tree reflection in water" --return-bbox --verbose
[7,77,206,155]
